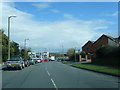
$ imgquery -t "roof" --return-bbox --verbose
[82,34,119,49]
[93,34,118,44]
[82,40,94,48]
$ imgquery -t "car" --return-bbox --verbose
[6,56,25,70]
[44,58,49,61]
[28,58,35,65]
[23,59,30,67]
[57,58,62,62]
[50,56,55,61]
[33,58,39,64]
[35,58,42,63]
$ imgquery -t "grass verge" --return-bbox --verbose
[71,63,120,76]
[61,61,72,64]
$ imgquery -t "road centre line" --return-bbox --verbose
[51,78,58,90]
[45,67,57,89]
[47,70,50,76]
[45,67,50,76]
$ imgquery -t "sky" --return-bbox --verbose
[0,2,118,53]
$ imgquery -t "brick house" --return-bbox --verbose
[82,41,94,54]
[82,34,119,54]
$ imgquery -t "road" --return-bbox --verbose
[2,61,119,89]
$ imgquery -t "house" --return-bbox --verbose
[82,34,119,54]
[92,34,119,53]
[82,41,94,54]
[28,52,49,59]
[28,52,36,58]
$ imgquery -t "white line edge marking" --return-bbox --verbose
[51,78,58,90]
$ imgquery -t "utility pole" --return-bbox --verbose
[8,16,16,60]
[24,39,29,52]
[75,47,76,62]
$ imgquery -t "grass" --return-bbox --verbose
[61,61,73,64]
[71,63,120,76]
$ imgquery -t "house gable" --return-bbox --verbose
[82,41,94,53]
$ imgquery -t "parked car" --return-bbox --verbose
[41,58,44,61]
[40,59,42,62]
[44,58,49,61]
[28,58,35,65]
[33,58,39,64]
[23,59,30,67]
[57,58,62,62]
[35,58,42,63]
[6,56,25,70]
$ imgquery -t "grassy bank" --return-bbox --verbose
[71,63,120,76]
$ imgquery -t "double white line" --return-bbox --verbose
[46,67,58,90]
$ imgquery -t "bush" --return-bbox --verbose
[80,51,86,58]
[96,45,119,58]
[68,53,80,62]
[92,45,120,67]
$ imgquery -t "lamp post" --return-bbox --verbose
[75,47,76,62]
[8,16,16,60]
[24,38,29,52]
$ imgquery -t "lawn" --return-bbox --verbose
[61,61,73,64]
[71,63,120,76]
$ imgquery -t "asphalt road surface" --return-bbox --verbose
[2,61,119,89]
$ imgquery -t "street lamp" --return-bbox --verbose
[8,15,16,60]
[75,47,76,62]
[24,38,29,52]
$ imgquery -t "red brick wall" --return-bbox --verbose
[82,35,109,54]
[92,35,108,53]
[82,41,93,53]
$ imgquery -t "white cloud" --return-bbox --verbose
[63,13,75,19]
[0,2,117,52]
[111,11,118,16]
[94,26,108,30]
[32,3,50,10]
[51,9,60,13]
[103,11,118,17]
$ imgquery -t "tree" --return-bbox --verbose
[1,29,21,62]
[67,48,75,61]
[80,51,86,58]
[67,48,75,56]
[20,49,30,60]
[11,41,20,55]
[1,30,8,62]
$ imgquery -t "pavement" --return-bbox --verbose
[2,61,119,89]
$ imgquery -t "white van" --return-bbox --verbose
[50,56,55,61]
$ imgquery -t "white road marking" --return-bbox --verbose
[51,78,58,90]
[45,67,57,89]
[47,70,50,76]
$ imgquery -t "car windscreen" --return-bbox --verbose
[28,59,32,61]
[9,57,20,61]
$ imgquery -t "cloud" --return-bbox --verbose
[103,11,118,17]
[63,13,75,19]
[32,3,50,10]
[51,9,60,13]
[111,11,118,16]
[0,2,117,52]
